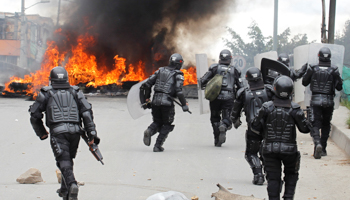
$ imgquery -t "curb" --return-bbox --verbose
[331,123,350,157]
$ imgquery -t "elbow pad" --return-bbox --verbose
[30,117,48,139]
[177,91,187,106]
[82,110,96,133]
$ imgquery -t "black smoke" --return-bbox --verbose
[57,0,231,73]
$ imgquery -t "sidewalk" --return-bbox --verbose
[330,105,350,156]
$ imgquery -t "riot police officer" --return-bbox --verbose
[302,47,343,159]
[277,53,308,82]
[231,67,274,185]
[141,53,189,152]
[251,76,310,200]
[29,66,99,200]
[200,49,242,147]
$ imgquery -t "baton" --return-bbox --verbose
[169,96,192,114]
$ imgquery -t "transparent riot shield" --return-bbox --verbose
[127,79,152,119]
[254,51,278,69]
[195,54,210,114]
[294,43,344,109]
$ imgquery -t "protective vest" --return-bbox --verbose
[310,65,336,95]
[152,67,180,106]
[264,104,296,144]
[244,87,269,123]
[46,89,80,126]
[216,64,236,92]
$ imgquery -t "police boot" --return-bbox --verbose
[143,127,158,146]
[57,188,68,200]
[282,174,298,200]
[218,122,228,146]
[153,125,174,152]
[57,176,68,200]
[211,122,221,147]
[320,136,328,156]
[252,173,265,185]
[313,140,322,159]
[68,183,79,200]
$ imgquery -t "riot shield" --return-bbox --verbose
[294,43,344,109]
[195,54,210,114]
[261,58,291,84]
[254,51,278,69]
[127,79,152,119]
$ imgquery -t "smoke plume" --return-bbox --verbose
[56,0,233,73]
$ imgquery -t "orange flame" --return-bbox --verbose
[181,66,198,85]
[3,31,197,98]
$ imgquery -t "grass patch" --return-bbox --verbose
[340,99,350,128]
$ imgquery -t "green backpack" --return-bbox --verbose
[204,65,231,101]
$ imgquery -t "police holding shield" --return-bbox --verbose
[277,53,308,82]
[200,49,242,147]
[29,66,99,200]
[231,67,274,185]
[302,47,343,159]
[140,53,189,152]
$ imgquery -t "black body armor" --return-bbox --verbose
[143,66,186,107]
[302,63,343,107]
[251,101,310,154]
[200,63,242,100]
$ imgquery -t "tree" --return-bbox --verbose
[335,20,350,66]
[223,21,312,67]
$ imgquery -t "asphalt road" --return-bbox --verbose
[0,96,349,200]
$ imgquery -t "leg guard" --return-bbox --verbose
[211,122,221,146]
[154,125,174,152]
[143,122,160,146]
[282,174,299,200]
[60,165,77,188]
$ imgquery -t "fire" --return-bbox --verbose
[181,67,197,85]
[3,31,197,98]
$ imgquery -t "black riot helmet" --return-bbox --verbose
[273,75,294,99]
[278,53,290,66]
[219,49,232,64]
[245,67,262,82]
[169,53,184,70]
[318,47,331,62]
[49,66,70,89]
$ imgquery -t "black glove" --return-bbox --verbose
[40,133,48,140]
[141,100,152,110]
[233,119,242,129]
[88,131,97,143]
[182,105,189,112]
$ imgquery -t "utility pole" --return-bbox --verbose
[328,0,336,44]
[321,0,327,43]
[273,0,278,51]
[56,0,61,26]
[20,0,28,69]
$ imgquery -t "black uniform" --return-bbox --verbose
[231,78,274,185]
[200,50,242,146]
[251,76,310,200]
[29,67,98,200]
[276,53,308,82]
[141,54,188,152]
[302,50,343,157]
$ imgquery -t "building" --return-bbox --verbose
[0,12,54,84]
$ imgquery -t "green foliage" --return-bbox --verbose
[335,20,350,66]
[340,98,350,128]
[223,21,312,67]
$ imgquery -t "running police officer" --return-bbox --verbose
[200,49,242,147]
[141,53,189,152]
[251,75,310,200]
[29,66,99,200]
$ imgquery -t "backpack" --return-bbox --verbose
[204,65,231,101]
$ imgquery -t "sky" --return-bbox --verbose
[1,0,350,60]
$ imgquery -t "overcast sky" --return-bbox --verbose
[1,0,350,58]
